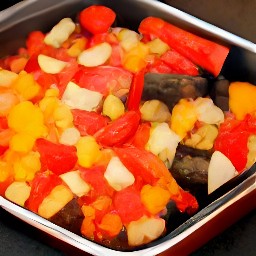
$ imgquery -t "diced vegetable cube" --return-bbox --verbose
[38,54,67,74]
[78,42,112,67]
[76,136,101,168]
[60,170,90,197]
[102,94,125,120]
[61,81,103,111]
[127,216,165,246]
[104,156,135,191]
[38,184,73,219]
[5,181,31,206]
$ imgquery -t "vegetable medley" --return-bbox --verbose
[0,4,255,250]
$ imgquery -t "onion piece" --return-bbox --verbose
[208,151,238,194]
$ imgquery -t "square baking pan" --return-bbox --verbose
[0,0,255,255]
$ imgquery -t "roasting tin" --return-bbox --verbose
[0,0,255,255]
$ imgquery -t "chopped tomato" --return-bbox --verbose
[88,32,119,47]
[36,72,58,91]
[108,44,123,67]
[113,186,146,224]
[0,145,8,155]
[0,117,14,154]
[79,6,116,35]
[95,111,141,147]
[26,31,56,57]
[57,59,79,95]
[73,66,133,96]
[26,171,62,213]
[24,54,41,73]
[114,146,169,184]
[79,166,114,199]
[175,190,199,215]
[36,138,78,175]
[1,56,19,71]
[54,48,74,62]
[0,176,13,196]
[214,114,256,172]
[0,116,9,130]
[72,109,109,136]
[26,31,45,56]
[114,147,199,214]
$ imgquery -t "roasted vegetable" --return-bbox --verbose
[170,144,210,202]
[142,73,208,111]
[0,4,254,252]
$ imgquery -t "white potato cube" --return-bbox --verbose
[5,181,31,206]
[78,42,112,67]
[60,170,90,197]
[38,54,67,74]
[127,216,165,246]
[61,81,103,111]
[104,156,135,191]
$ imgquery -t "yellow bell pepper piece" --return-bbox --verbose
[141,184,170,215]
[8,101,47,138]
[229,82,256,120]
[13,151,41,181]
[76,136,101,168]
[9,133,35,153]
[12,71,40,100]
[0,161,12,182]
[123,55,147,73]
[170,99,197,139]
[39,96,60,122]
[103,94,125,120]
[67,38,87,57]
[45,88,59,97]
[53,103,73,129]
[123,42,149,72]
